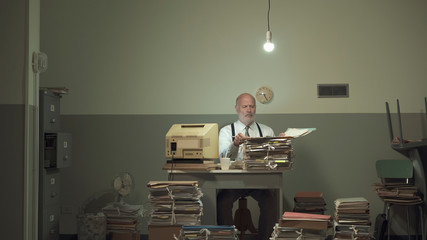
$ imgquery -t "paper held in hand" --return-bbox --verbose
[284,128,316,138]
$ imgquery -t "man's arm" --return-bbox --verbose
[218,125,239,159]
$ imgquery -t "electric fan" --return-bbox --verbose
[112,172,134,207]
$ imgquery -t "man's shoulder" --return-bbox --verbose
[220,121,239,130]
[256,122,273,130]
[255,122,275,136]
[219,122,233,133]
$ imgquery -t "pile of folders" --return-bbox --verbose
[293,191,326,214]
[147,181,203,226]
[243,137,293,170]
[101,204,142,233]
[271,211,331,240]
[177,225,237,240]
[374,181,423,204]
[333,197,371,240]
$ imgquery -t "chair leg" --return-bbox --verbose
[418,205,425,240]
[406,207,411,240]
[387,204,391,240]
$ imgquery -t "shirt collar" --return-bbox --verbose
[236,120,255,130]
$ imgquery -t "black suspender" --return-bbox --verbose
[256,122,263,137]
[231,122,263,141]
[231,123,236,141]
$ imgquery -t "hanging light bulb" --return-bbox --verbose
[264,31,274,52]
[263,0,274,52]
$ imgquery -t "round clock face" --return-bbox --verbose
[256,86,274,104]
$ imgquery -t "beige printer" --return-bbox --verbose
[165,123,219,160]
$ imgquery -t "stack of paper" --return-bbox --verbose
[333,221,370,240]
[374,182,423,204]
[270,223,327,240]
[243,137,293,170]
[147,181,203,226]
[162,160,219,171]
[178,225,237,240]
[279,212,331,231]
[102,204,142,233]
[333,197,371,240]
[293,192,326,214]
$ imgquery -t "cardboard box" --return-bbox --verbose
[148,225,182,240]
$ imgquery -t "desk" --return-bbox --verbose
[168,170,284,225]
[392,141,427,203]
[392,140,427,240]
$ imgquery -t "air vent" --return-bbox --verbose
[317,84,349,98]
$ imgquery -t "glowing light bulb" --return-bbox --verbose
[263,31,274,52]
[264,41,274,52]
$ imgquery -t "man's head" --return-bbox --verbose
[235,93,256,126]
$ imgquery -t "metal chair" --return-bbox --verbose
[375,159,424,240]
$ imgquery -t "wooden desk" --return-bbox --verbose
[168,169,285,225]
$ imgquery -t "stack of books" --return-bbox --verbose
[243,137,293,170]
[279,212,331,231]
[147,181,203,226]
[178,225,237,240]
[293,192,326,214]
[272,212,331,240]
[333,197,371,240]
[270,223,328,240]
[102,204,142,234]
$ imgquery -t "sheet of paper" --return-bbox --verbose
[284,128,316,138]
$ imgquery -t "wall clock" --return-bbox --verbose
[255,86,274,104]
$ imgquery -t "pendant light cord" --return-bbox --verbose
[267,0,271,31]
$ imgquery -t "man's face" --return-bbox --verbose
[235,94,256,126]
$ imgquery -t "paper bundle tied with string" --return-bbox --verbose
[243,136,293,170]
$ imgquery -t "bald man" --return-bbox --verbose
[217,93,278,240]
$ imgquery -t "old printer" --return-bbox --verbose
[165,123,218,160]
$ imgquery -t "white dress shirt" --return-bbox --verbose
[218,120,275,160]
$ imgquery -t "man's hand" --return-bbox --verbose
[233,133,248,146]
[278,132,286,137]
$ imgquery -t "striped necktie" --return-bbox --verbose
[245,126,250,137]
